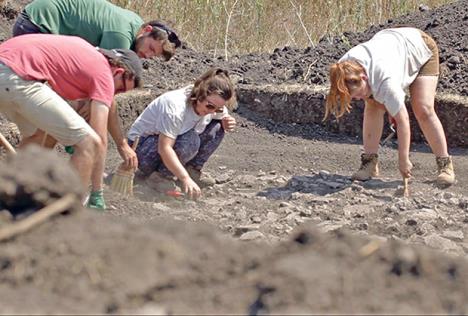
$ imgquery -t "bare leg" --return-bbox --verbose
[409,76,448,157]
[362,100,386,154]
[19,129,57,149]
[70,134,99,189]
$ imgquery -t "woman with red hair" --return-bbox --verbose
[325,27,454,186]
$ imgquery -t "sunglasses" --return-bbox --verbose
[153,23,181,48]
[206,101,224,113]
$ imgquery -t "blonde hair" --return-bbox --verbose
[188,68,237,110]
[324,60,366,120]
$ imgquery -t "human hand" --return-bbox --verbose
[181,177,201,200]
[117,142,138,170]
[222,115,236,132]
[398,157,413,178]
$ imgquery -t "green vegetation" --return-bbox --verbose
[112,0,453,57]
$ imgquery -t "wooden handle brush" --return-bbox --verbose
[109,137,140,196]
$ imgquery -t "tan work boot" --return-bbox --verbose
[186,166,216,188]
[352,153,379,181]
[436,156,455,186]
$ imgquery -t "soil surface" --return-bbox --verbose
[0,1,468,314]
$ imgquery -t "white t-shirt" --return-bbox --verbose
[128,85,227,140]
[339,27,432,116]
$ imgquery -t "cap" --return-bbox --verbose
[99,48,143,85]
[151,21,181,48]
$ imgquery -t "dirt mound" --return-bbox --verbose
[1,1,466,95]
[0,146,83,217]
[1,206,468,314]
[1,1,468,314]
[136,0,468,96]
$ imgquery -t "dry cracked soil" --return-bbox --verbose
[0,0,468,314]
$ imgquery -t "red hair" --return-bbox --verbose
[324,60,366,120]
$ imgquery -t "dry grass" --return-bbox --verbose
[112,0,453,57]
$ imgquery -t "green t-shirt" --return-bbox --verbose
[25,0,143,50]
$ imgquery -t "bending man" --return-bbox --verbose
[13,0,181,60]
[0,34,143,208]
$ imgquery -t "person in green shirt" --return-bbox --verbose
[13,0,182,181]
[13,0,181,60]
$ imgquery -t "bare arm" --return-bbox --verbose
[88,100,110,191]
[393,106,412,178]
[158,134,201,199]
[107,100,138,169]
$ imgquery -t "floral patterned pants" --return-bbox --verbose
[129,120,224,177]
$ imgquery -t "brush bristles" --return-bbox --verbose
[110,166,136,196]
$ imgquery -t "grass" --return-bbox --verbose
[112,0,453,57]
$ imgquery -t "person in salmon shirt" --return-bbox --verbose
[0,34,143,209]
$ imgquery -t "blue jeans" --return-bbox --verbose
[130,120,225,177]
[12,11,43,37]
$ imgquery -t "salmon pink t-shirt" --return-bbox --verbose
[0,34,114,107]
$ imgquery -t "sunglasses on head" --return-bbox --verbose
[153,23,181,48]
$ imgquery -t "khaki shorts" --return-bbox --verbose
[418,30,439,76]
[0,63,94,146]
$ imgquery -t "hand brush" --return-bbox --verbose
[110,137,140,196]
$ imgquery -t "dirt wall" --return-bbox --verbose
[238,84,468,148]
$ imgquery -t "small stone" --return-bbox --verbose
[266,212,279,221]
[319,170,330,178]
[279,201,293,208]
[239,230,265,241]
[251,216,262,223]
[424,234,463,253]
[324,181,343,189]
[442,230,464,241]
[234,224,261,236]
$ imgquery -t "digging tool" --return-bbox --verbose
[380,123,396,147]
[165,190,185,198]
[403,177,410,197]
[0,132,16,155]
[381,120,412,197]
[110,137,140,196]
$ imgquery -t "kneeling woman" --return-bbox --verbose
[325,27,454,186]
[127,68,236,199]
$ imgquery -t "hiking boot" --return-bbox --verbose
[145,172,179,193]
[352,153,379,181]
[436,156,455,186]
[186,166,216,188]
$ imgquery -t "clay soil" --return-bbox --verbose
[0,0,468,314]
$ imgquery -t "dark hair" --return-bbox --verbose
[99,48,143,88]
[142,20,181,48]
[188,68,236,110]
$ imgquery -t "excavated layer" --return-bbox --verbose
[238,83,468,148]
